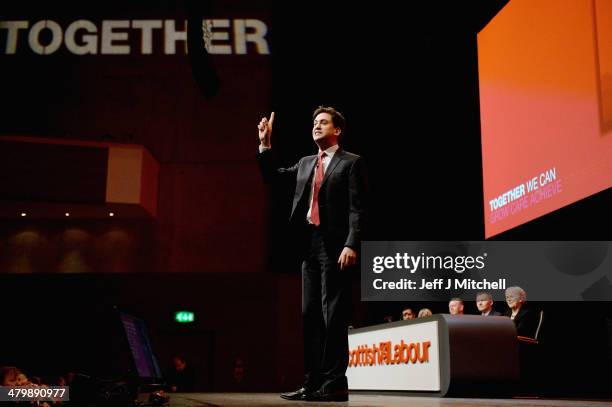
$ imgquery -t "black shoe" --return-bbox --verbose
[280,387,311,401]
[303,388,348,402]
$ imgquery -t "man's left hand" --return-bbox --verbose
[338,247,357,270]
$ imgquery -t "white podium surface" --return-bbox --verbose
[347,314,519,396]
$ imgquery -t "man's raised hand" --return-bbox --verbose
[258,112,275,148]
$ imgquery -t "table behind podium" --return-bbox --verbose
[347,314,519,397]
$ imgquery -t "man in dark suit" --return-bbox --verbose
[476,292,502,316]
[257,107,367,402]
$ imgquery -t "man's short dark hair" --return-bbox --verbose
[449,297,464,304]
[313,106,346,136]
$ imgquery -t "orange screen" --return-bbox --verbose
[478,0,612,237]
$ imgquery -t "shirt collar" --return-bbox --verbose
[319,144,339,158]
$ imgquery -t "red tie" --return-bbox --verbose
[311,151,326,226]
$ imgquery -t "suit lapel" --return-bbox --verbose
[321,148,344,188]
[296,155,317,201]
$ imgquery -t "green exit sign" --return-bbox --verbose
[175,311,195,323]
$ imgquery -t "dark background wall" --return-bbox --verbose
[0,0,611,397]
[1,0,273,274]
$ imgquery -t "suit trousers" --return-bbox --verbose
[301,225,349,392]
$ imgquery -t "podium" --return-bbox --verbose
[347,314,519,397]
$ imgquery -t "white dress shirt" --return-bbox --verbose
[307,144,339,224]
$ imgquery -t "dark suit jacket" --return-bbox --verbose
[504,306,540,339]
[257,147,367,256]
[483,310,502,316]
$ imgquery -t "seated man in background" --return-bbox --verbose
[476,292,501,316]
[448,298,464,315]
[401,307,415,320]
[166,356,196,392]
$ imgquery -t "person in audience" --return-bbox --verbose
[30,376,44,386]
[418,308,433,318]
[1,366,21,386]
[50,375,66,386]
[448,298,464,315]
[15,372,30,386]
[504,286,540,338]
[233,357,246,385]
[401,307,415,320]
[166,356,196,392]
[476,292,501,316]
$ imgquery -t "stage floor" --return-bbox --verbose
[170,393,612,407]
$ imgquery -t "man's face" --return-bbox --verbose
[476,296,493,312]
[313,113,340,145]
[173,358,186,371]
[449,300,464,315]
[402,309,415,320]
